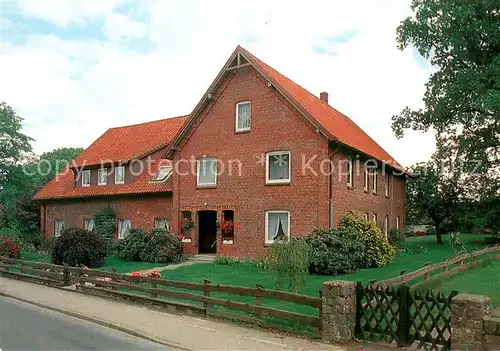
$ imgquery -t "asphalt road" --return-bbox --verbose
[0,296,166,350]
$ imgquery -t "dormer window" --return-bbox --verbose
[82,170,91,187]
[151,166,173,182]
[98,168,107,185]
[115,166,125,184]
[236,101,251,132]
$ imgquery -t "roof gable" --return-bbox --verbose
[168,46,404,172]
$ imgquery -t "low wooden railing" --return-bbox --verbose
[0,256,71,286]
[375,245,500,289]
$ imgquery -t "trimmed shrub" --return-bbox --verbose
[0,235,22,258]
[93,207,117,247]
[116,228,148,261]
[389,228,405,246]
[139,229,182,264]
[268,237,311,293]
[338,212,396,268]
[51,228,107,267]
[306,228,365,275]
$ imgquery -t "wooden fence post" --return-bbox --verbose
[400,269,407,284]
[151,279,158,298]
[398,285,411,347]
[203,279,211,311]
[255,284,263,318]
[472,249,477,265]
[424,262,430,282]
[63,264,70,286]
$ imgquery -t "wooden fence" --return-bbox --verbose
[375,245,500,289]
[0,257,322,336]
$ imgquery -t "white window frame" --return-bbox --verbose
[115,166,125,185]
[372,213,377,224]
[235,101,251,132]
[117,219,131,240]
[384,215,389,238]
[396,216,400,231]
[372,169,377,194]
[347,158,353,187]
[54,220,65,237]
[266,151,291,184]
[98,168,107,186]
[265,210,290,244]
[363,213,369,221]
[197,157,217,187]
[82,170,91,187]
[154,218,170,230]
[84,218,95,231]
[364,167,369,191]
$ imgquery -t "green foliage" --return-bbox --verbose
[450,232,467,257]
[389,228,405,246]
[338,212,396,268]
[267,238,311,293]
[115,228,147,261]
[394,0,500,185]
[0,235,22,258]
[139,229,182,264]
[214,255,240,266]
[306,228,365,275]
[51,228,107,267]
[93,207,117,246]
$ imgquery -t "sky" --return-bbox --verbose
[0,0,436,167]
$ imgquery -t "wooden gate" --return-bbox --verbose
[355,282,458,350]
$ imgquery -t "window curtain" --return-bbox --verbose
[267,212,289,242]
[237,103,251,129]
[155,219,169,230]
[98,169,107,184]
[85,219,95,232]
[269,154,289,180]
[198,159,216,184]
[55,221,65,237]
[119,220,131,239]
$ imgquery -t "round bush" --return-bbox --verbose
[116,228,148,261]
[306,228,365,275]
[51,228,107,267]
[139,229,182,264]
[0,235,22,258]
[338,212,395,268]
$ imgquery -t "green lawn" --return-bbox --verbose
[425,259,500,307]
[20,251,160,274]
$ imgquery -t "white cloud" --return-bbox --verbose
[0,0,436,166]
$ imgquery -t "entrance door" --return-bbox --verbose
[198,210,217,254]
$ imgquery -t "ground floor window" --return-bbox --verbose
[396,216,400,231]
[384,215,389,238]
[265,210,290,244]
[363,213,369,221]
[54,220,65,237]
[154,218,169,230]
[84,219,95,232]
[118,219,132,239]
[372,213,377,224]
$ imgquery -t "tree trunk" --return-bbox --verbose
[435,224,444,245]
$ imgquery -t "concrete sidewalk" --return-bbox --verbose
[0,277,348,350]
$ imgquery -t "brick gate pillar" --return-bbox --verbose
[321,280,357,344]
[451,294,491,351]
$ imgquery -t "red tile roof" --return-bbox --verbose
[33,116,187,200]
[238,46,405,172]
[72,116,188,167]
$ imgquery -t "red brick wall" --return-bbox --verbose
[171,65,331,258]
[329,145,406,233]
[42,195,172,239]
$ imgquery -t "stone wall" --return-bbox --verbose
[483,315,500,351]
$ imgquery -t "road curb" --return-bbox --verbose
[0,291,190,350]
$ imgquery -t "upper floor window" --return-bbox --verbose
[266,151,291,184]
[82,170,91,187]
[84,219,95,232]
[347,158,353,188]
[98,168,107,186]
[54,220,65,237]
[265,210,290,244]
[118,219,131,239]
[236,101,251,132]
[115,166,125,184]
[385,173,390,197]
[372,169,378,194]
[151,166,173,182]
[197,157,217,187]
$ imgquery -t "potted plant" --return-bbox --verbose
[180,217,194,242]
[221,220,234,244]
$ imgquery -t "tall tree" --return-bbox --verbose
[394,0,500,183]
[406,160,461,244]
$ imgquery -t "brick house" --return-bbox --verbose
[34,46,406,258]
